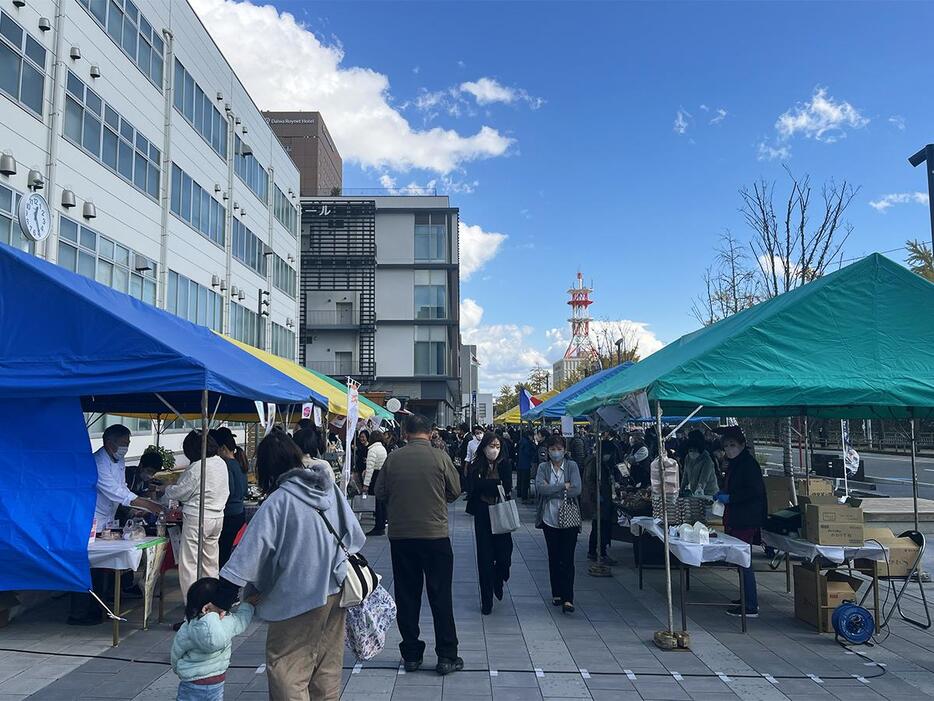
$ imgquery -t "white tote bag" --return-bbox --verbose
[489,485,521,534]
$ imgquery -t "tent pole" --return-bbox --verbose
[197,389,208,580]
[656,401,675,636]
[803,416,811,496]
[911,414,920,533]
[786,417,798,507]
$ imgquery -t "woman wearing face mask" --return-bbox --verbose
[681,430,718,497]
[534,435,582,614]
[627,436,653,490]
[713,426,766,618]
[466,432,514,614]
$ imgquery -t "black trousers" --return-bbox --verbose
[390,538,459,662]
[542,524,578,604]
[516,468,530,500]
[473,505,513,608]
[370,470,387,532]
[219,511,246,569]
[68,568,110,621]
[588,517,613,557]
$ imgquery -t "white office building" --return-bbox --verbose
[300,195,461,424]
[0,0,302,372]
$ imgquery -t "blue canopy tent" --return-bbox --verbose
[0,243,327,592]
[523,363,634,421]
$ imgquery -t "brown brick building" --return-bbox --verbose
[263,111,342,197]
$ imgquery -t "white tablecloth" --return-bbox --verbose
[88,538,157,570]
[760,531,887,565]
[630,516,751,568]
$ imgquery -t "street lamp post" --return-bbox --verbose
[908,145,934,252]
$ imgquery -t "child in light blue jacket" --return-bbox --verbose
[171,577,255,701]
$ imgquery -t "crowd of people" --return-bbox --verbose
[77,412,765,699]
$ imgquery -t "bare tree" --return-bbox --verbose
[741,167,857,299]
[691,230,759,326]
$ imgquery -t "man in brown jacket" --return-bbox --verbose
[375,413,462,676]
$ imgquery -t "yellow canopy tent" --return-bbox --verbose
[493,389,560,424]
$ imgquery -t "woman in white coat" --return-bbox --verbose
[363,429,389,536]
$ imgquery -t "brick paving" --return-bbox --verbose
[1,499,933,699]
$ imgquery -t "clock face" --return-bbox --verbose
[17,192,52,243]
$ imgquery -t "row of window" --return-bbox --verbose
[167,270,223,332]
[230,301,264,348]
[272,254,296,299]
[232,218,266,275]
[0,184,35,254]
[234,135,268,204]
[270,322,295,360]
[170,163,225,247]
[414,213,448,262]
[0,11,45,116]
[173,59,228,159]
[77,0,164,88]
[58,215,157,305]
[414,269,447,320]
[65,71,161,201]
[273,185,297,236]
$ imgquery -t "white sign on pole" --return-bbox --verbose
[313,405,323,428]
[301,403,314,420]
[265,403,277,437]
[561,415,574,437]
[343,380,360,495]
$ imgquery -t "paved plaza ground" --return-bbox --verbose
[3,499,934,700]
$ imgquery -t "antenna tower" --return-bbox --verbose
[564,272,597,360]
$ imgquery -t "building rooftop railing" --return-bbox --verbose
[306,187,439,197]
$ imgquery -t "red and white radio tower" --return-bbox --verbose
[564,272,597,360]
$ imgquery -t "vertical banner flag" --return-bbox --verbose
[840,419,859,497]
[343,378,360,495]
[313,405,323,429]
[560,415,574,437]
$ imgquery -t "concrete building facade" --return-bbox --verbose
[300,195,461,424]
[263,110,341,197]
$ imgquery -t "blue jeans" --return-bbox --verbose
[177,681,224,701]
[741,566,758,612]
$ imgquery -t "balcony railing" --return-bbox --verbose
[305,309,357,326]
[306,360,359,376]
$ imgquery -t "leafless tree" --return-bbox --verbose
[741,167,857,299]
[691,230,759,326]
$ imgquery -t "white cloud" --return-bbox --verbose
[756,141,791,162]
[459,222,507,280]
[461,303,549,393]
[412,65,420,75]
[709,108,728,125]
[869,192,929,212]
[459,77,543,109]
[889,115,906,131]
[775,87,869,143]
[674,109,691,135]
[590,320,665,358]
[460,298,484,331]
[190,0,513,174]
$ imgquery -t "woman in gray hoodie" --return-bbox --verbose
[219,430,365,700]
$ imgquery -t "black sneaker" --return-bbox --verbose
[600,555,618,565]
[563,602,575,614]
[436,657,464,676]
[481,604,492,615]
[726,606,758,618]
[493,581,504,601]
[403,658,423,673]
[552,597,562,607]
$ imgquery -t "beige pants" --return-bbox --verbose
[266,593,345,701]
[177,515,223,599]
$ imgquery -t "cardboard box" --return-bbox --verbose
[793,564,862,630]
[764,476,833,514]
[856,528,921,578]
[802,496,864,546]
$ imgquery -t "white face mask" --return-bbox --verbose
[113,445,129,460]
[484,446,500,461]
[633,446,649,462]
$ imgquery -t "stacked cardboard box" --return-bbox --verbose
[793,565,861,630]
[856,528,921,578]
[801,496,864,546]
[764,476,833,514]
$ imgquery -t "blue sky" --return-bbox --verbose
[196,1,933,392]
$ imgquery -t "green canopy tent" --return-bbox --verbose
[567,253,934,643]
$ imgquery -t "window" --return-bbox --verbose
[64,71,160,200]
[335,352,354,375]
[166,271,221,330]
[415,212,447,262]
[0,10,45,116]
[76,0,163,88]
[273,185,297,236]
[232,218,266,275]
[415,269,447,320]
[0,184,35,254]
[172,59,228,160]
[415,326,447,375]
[272,254,296,298]
[58,214,156,304]
[170,163,225,246]
[229,301,264,348]
[270,322,295,360]
[234,135,268,204]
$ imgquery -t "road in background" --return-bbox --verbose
[756,444,934,500]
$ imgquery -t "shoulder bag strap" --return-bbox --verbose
[316,508,351,558]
